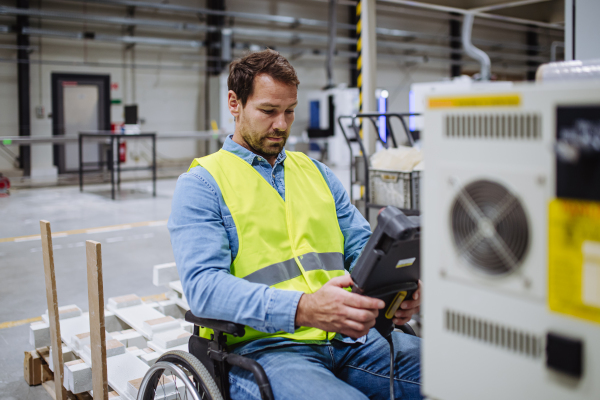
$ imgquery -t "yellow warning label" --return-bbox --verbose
[428,94,521,109]
[549,199,600,324]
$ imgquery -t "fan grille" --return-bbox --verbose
[451,180,529,275]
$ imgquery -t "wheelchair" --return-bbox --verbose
[137,310,418,400]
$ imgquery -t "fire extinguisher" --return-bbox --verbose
[0,173,10,197]
[119,141,127,163]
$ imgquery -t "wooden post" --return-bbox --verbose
[86,240,108,400]
[39,220,67,400]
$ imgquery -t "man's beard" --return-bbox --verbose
[240,125,289,157]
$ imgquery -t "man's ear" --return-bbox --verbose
[228,90,241,120]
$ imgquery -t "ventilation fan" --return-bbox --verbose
[451,179,529,276]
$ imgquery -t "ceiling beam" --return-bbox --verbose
[379,0,564,30]
[470,0,550,13]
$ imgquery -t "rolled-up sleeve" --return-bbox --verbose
[168,168,302,334]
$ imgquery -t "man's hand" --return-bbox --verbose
[295,275,385,339]
[393,280,422,326]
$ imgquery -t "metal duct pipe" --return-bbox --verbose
[326,0,337,88]
[69,0,356,30]
[21,27,204,48]
[380,0,563,30]
[462,12,491,81]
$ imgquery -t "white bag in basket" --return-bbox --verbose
[370,146,423,172]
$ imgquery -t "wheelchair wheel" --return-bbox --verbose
[139,350,223,400]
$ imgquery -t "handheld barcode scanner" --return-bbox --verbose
[350,206,421,399]
[351,206,421,337]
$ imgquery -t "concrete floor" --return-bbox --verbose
[0,178,178,399]
[0,164,352,399]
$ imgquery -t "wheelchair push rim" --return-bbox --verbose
[138,350,224,400]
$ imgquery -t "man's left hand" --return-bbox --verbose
[393,280,422,326]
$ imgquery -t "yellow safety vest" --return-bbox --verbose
[188,149,345,345]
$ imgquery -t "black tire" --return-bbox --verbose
[141,350,223,400]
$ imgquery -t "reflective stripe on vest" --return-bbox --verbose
[189,149,345,346]
[243,252,344,286]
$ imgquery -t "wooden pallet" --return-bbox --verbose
[24,347,95,400]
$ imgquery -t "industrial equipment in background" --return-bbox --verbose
[305,87,358,166]
[422,70,600,399]
[338,110,421,226]
[409,76,513,137]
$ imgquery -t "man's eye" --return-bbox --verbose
[286,110,295,114]
[262,109,274,114]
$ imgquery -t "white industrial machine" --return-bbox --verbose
[410,77,513,134]
[422,80,600,399]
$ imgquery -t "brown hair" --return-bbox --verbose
[227,49,300,106]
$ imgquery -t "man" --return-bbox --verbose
[168,49,422,400]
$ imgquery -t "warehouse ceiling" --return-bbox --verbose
[0,0,566,80]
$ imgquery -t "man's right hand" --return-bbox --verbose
[294,275,385,339]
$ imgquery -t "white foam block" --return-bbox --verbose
[147,340,188,355]
[112,329,147,349]
[58,313,91,350]
[48,344,74,372]
[42,304,82,323]
[29,321,50,348]
[83,339,126,362]
[71,332,91,352]
[108,294,143,310]
[71,330,113,352]
[142,316,180,334]
[151,329,191,350]
[139,351,161,366]
[178,319,193,334]
[105,310,130,332]
[106,352,150,400]
[145,301,160,310]
[123,330,147,349]
[158,300,184,319]
[107,303,171,339]
[127,375,176,399]
[153,262,178,286]
[64,359,92,394]
[106,339,127,357]
[126,347,146,357]
[167,281,190,310]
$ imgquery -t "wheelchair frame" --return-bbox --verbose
[138,311,417,400]
[185,311,275,400]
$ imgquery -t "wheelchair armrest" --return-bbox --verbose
[185,310,246,337]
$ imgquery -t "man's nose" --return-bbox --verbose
[272,112,287,131]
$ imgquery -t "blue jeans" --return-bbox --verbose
[228,329,422,400]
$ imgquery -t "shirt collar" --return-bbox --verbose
[222,134,287,166]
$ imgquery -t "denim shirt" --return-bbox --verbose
[168,135,372,342]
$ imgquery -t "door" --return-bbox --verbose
[52,74,110,173]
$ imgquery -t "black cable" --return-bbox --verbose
[384,334,395,400]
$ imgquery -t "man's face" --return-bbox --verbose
[230,74,297,157]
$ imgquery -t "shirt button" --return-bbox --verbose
[257,157,262,161]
